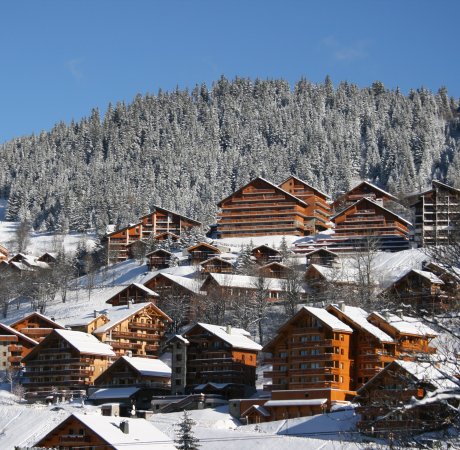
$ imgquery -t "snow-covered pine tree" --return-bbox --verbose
[174,411,200,450]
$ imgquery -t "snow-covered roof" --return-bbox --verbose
[138,204,201,226]
[131,282,159,296]
[47,413,177,450]
[89,387,140,400]
[331,197,412,225]
[93,302,167,334]
[148,272,204,295]
[394,360,459,391]
[0,322,39,346]
[327,304,393,343]
[307,264,359,284]
[54,329,115,356]
[187,323,262,351]
[199,256,234,266]
[347,180,399,201]
[207,273,306,293]
[302,306,353,333]
[241,404,271,417]
[194,382,230,391]
[409,269,444,285]
[122,356,171,377]
[264,399,327,407]
[9,311,64,329]
[278,175,331,199]
[370,312,438,337]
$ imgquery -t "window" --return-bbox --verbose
[175,367,182,374]
[176,354,182,361]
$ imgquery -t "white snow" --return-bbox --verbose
[53,329,115,356]
[121,356,172,377]
[302,306,353,333]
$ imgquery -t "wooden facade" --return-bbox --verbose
[384,269,448,312]
[146,248,173,270]
[170,323,261,398]
[279,175,332,233]
[187,242,221,265]
[0,323,37,371]
[94,355,171,390]
[217,177,329,238]
[200,256,234,275]
[251,244,281,265]
[356,360,458,438]
[305,248,339,267]
[104,283,159,306]
[258,262,291,279]
[333,180,399,212]
[34,413,176,450]
[10,312,64,342]
[411,180,460,247]
[93,302,172,359]
[366,312,437,358]
[331,197,411,252]
[326,304,396,389]
[106,206,201,264]
[263,306,355,404]
[22,329,115,400]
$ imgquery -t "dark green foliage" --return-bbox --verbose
[0,78,459,232]
[174,411,200,450]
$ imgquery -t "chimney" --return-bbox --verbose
[375,198,384,207]
[126,350,133,358]
[338,301,346,312]
[396,309,404,319]
[120,420,129,434]
[93,310,98,318]
[226,325,232,335]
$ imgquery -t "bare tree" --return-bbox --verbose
[251,275,272,345]
[14,220,32,254]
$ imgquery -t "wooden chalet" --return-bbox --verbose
[331,197,411,252]
[34,413,176,450]
[0,243,8,262]
[217,177,325,238]
[305,248,339,267]
[333,180,399,212]
[279,175,332,233]
[37,252,57,265]
[146,248,173,270]
[92,302,172,359]
[126,239,148,259]
[367,311,437,358]
[263,306,355,405]
[326,304,396,388]
[410,180,460,247]
[106,206,201,264]
[258,261,291,279]
[170,323,262,398]
[22,329,115,401]
[187,242,221,265]
[151,231,181,242]
[356,360,459,438]
[239,395,328,423]
[251,244,281,265]
[65,312,109,334]
[0,323,38,371]
[200,256,234,275]
[104,282,159,306]
[94,355,171,391]
[201,272,307,303]
[9,312,64,342]
[384,268,448,312]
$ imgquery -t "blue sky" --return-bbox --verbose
[0,0,459,143]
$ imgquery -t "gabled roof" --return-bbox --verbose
[218,177,309,208]
[368,312,438,337]
[305,264,359,284]
[146,248,173,257]
[199,256,234,266]
[432,179,460,194]
[251,244,281,254]
[185,323,262,351]
[0,323,39,346]
[344,180,399,202]
[205,273,306,292]
[331,197,412,226]
[36,413,176,450]
[89,387,140,400]
[120,356,171,377]
[259,261,290,270]
[279,175,331,199]
[93,302,171,334]
[9,312,65,330]
[326,304,393,343]
[138,205,201,226]
[393,269,444,285]
[358,359,458,394]
[131,282,160,296]
[24,329,115,361]
[187,242,221,253]
[106,221,143,237]
[305,247,339,257]
[148,272,204,295]
[241,404,271,418]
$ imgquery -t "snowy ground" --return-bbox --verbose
[0,394,366,450]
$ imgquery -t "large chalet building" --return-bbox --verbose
[9,312,65,342]
[169,323,262,398]
[106,206,201,264]
[410,180,460,247]
[217,176,332,238]
[263,306,355,404]
[22,329,115,401]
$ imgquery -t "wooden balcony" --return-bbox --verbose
[60,435,91,444]
[111,331,161,341]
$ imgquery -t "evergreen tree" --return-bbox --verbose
[174,411,200,450]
